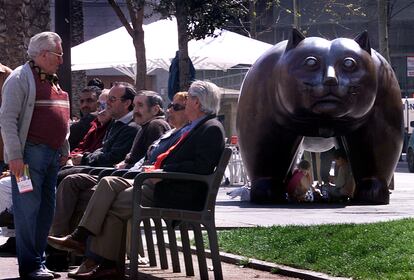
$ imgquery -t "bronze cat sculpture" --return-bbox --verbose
[237,29,403,204]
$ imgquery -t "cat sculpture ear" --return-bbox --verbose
[286,28,306,52]
[354,30,371,55]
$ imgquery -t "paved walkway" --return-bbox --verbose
[215,166,414,227]
[0,163,412,279]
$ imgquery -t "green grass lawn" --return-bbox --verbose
[216,218,414,280]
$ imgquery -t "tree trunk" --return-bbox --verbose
[249,0,257,39]
[109,0,146,90]
[176,0,191,92]
[293,0,300,30]
[378,0,391,62]
[0,0,50,69]
[132,6,146,90]
[71,0,86,118]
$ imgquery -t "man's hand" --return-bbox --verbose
[9,159,25,179]
[115,160,127,169]
[71,154,83,165]
[59,155,69,166]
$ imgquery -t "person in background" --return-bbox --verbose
[286,160,314,202]
[69,86,101,151]
[87,77,104,90]
[325,149,356,202]
[0,31,70,280]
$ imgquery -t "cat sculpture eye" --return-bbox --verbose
[304,56,318,67]
[343,57,357,70]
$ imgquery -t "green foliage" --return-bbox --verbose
[217,218,414,280]
[238,257,250,266]
[150,0,247,40]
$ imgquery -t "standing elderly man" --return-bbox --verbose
[0,32,70,279]
[48,80,225,278]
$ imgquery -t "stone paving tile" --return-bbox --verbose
[0,247,299,280]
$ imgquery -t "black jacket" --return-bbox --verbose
[81,119,139,166]
[153,115,225,210]
[124,117,170,167]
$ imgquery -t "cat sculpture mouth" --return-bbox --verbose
[312,96,343,114]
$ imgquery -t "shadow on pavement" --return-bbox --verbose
[216,200,347,209]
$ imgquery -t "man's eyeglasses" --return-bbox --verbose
[167,103,185,111]
[108,95,125,102]
[48,51,64,57]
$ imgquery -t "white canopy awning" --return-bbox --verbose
[71,18,273,78]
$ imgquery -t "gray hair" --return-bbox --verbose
[188,80,221,115]
[27,32,62,59]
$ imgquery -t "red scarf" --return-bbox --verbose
[153,131,189,170]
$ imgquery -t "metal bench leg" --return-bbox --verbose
[166,220,181,273]
[193,223,208,280]
[154,218,168,269]
[180,222,194,276]
[130,217,140,280]
[143,219,157,266]
[206,223,223,280]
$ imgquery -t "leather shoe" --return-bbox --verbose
[43,267,61,279]
[0,237,16,255]
[68,259,99,278]
[0,209,13,227]
[47,235,85,255]
[70,265,118,279]
[25,268,54,280]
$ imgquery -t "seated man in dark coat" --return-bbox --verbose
[47,80,225,278]
[69,86,102,151]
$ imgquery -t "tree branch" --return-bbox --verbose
[107,0,134,37]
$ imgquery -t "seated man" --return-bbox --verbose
[75,83,138,167]
[47,80,225,278]
[51,90,171,237]
[115,90,172,169]
[56,82,139,184]
[68,91,111,165]
[69,86,102,151]
[325,149,356,201]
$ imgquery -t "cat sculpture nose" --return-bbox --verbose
[323,65,338,86]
